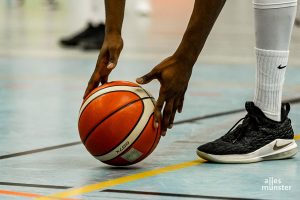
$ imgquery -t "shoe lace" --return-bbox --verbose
[222,114,259,144]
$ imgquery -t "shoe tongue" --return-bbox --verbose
[245,101,266,120]
[281,103,290,120]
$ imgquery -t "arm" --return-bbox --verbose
[84,0,126,98]
[174,0,226,66]
[105,0,125,35]
[137,0,226,136]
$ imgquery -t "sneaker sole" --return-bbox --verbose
[196,139,298,163]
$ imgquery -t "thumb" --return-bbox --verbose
[136,70,157,84]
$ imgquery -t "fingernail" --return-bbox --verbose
[107,63,115,69]
[154,122,159,128]
[136,78,143,84]
[168,124,173,129]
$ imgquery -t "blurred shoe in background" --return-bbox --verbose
[59,23,105,49]
[80,24,105,50]
[296,19,300,27]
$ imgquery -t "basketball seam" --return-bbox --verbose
[95,104,154,162]
[141,88,157,107]
[140,117,160,161]
[121,113,159,165]
[141,88,152,98]
[88,98,145,157]
[83,83,140,101]
[79,90,141,120]
[82,97,153,144]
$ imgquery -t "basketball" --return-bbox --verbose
[78,81,161,166]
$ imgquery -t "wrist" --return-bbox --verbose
[105,27,122,36]
[173,47,198,67]
[105,31,122,42]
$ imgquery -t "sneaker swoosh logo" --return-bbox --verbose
[277,65,287,69]
[273,141,292,151]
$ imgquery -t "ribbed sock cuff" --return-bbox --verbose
[254,48,289,121]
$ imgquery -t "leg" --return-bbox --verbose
[253,0,297,121]
[80,0,106,50]
[197,0,298,163]
[296,2,300,26]
[59,0,105,49]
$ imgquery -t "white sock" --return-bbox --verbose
[254,48,289,121]
[253,0,297,121]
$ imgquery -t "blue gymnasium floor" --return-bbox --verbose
[1,0,300,200]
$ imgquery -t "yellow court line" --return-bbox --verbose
[36,134,300,200]
[35,159,205,200]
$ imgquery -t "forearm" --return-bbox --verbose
[105,0,126,34]
[174,0,226,65]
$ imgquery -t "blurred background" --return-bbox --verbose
[1,0,299,63]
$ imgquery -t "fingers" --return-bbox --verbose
[161,99,174,136]
[100,75,108,85]
[136,70,157,85]
[83,69,101,99]
[83,46,122,99]
[177,87,186,113]
[177,96,184,113]
[153,94,164,129]
[168,98,180,129]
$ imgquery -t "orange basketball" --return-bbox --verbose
[78,81,161,166]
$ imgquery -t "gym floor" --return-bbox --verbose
[1,0,300,200]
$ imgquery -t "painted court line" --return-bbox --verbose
[0,141,81,160]
[102,189,263,200]
[0,182,71,190]
[35,159,205,200]
[35,135,300,200]
[1,97,299,160]
[0,189,79,200]
[174,97,300,125]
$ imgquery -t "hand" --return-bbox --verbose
[136,56,193,136]
[84,33,123,98]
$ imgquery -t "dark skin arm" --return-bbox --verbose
[84,0,125,98]
[84,0,226,136]
[136,0,226,135]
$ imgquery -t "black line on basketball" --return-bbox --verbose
[103,104,155,162]
[90,97,145,157]
[79,90,141,120]
[132,113,159,164]
[83,97,152,144]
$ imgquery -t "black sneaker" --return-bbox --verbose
[79,27,105,51]
[59,23,105,47]
[197,102,298,163]
[296,19,300,27]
